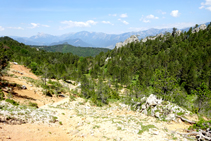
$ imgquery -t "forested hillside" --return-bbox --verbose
[31,44,110,57]
[1,23,211,116]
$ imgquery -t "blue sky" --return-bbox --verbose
[0,0,210,37]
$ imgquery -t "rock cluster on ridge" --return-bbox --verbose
[142,33,164,43]
[192,24,207,33]
[115,35,139,48]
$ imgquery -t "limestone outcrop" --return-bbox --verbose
[115,35,139,48]
[192,24,207,33]
[133,94,192,122]
[142,33,164,43]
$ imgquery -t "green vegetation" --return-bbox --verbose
[189,119,211,131]
[5,99,19,106]
[28,102,38,108]
[138,124,156,134]
[0,23,211,118]
[32,44,110,57]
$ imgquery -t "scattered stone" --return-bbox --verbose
[21,85,27,89]
[133,94,192,122]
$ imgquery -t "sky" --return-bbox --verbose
[0,0,210,37]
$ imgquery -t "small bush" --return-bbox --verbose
[189,119,211,131]
[52,116,58,123]
[0,90,4,100]
[28,102,38,108]
[5,99,19,106]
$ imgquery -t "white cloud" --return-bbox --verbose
[143,19,150,23]
[200,0,211,11]
[122,21,129,25]
[170,10,180,17]
[118,19,129,25]
[28,23,50,28]
[42,25,50,27]
[30,23,39,28]
[7,27,24,30]
[102,21,114,25]
[60,20,97,29]
[0,26,5,31]
[146,14,159,19]
[140,14,159,23]
[120,13,128,18]
[157,10,166,15]
[109,14,117,16]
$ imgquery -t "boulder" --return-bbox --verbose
[13,62,18,65]
[146,94,161,106]
[165,114,176,121]
[155,112,160,118]
[21,85,27,89]
[142,109,148,115]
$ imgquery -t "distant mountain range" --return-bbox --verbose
[10,22,210,49]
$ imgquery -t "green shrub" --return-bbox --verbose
[5,99,19,106]
[28,102,38,108]
[0,89,4,100]
[189,119,211,131]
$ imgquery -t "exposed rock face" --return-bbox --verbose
[115,42,123,49]
[192,24,207,33]
[115,35,139,48]
[142,33,164,43]
[176,30,182,36]
[199,24,207,30]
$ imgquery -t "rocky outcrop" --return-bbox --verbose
[142,33,164,43]
[176,30,182,36]
[115,35,139,48]
[192,24,207,33]
[133,94,191,122]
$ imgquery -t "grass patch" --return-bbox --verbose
[93,125,100,129]
[138,124,156,134]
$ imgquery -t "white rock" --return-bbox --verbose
[146,94,158,106]
[165,114,176,121]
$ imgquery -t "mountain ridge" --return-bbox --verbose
[10,22,210,49]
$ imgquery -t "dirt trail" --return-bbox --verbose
[2,63,65,107]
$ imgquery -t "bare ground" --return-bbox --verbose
[0,63,197,141]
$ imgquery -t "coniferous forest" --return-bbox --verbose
[1,23,211,116]
[31,44,110,57]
